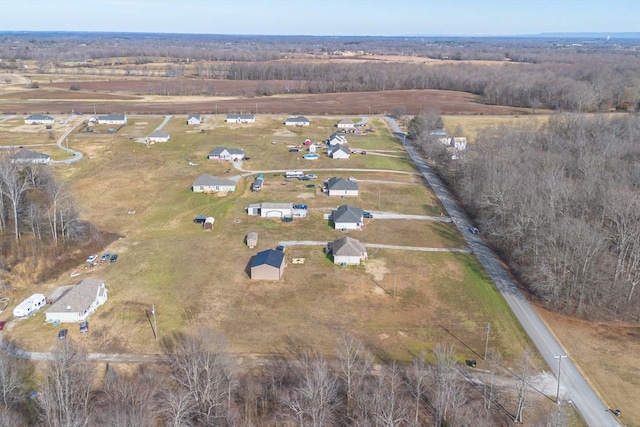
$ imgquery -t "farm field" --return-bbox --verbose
[3,113,532,367]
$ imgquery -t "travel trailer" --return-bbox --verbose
[13,293,47,318]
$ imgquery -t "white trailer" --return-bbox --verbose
[13,293,47,318]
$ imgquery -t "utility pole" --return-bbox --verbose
[484,322,490,360]
[151,304,158,341]
[554,355,567,404]
[393,272,397,299]
[378,189,381,210]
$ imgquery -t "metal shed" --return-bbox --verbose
[246,232,258,248]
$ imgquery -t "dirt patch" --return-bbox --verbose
[366,258,389,281]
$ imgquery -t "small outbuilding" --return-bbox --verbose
[246,232,258,248]
[331,236,367,265]
[45,278,108,323]
[204,217,215,230]
[251,249,286,280]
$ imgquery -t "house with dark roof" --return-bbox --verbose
[331,236,367,265]
[192,174,237,193]
[329,144,351,159]
[326,177,358,197]
[9,148,51,165]
[97,114,127,125]
[251,249,286,280]
[146,129,171,143]
[24,114,54,125]
[332,205,364,230]
[336,118,355,129]
[187,114,202,125]
[208,147,245,161]
[284,116,310,126]
[226,114,256,124]
[45,278,108,323]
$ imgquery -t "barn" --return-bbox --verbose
[45,278,108,323]
[251,249,286,280]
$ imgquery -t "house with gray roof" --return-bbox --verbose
[192,174,236,193]
[331,236,367,265]
[97,114,127,125]
[326,177,358,197]
[284,116,310,126]
[9,148,51,165]
[208,147,245,161]
[226,114,255,124]
[332,205,364,230]
[329,144,351,159]
[336,118,355,129]
[327,132,348,146]
[24,114,54,125]
[187,114,202,125]
[251,249,286,280]
[45,278,108,323]
[146,129,170,143]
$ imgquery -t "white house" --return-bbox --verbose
[45,278,108,323]
[331,236,367,265]
[327,132,348,146]
[9,148,51,165]
[246,202,292,218]
[226,114,255,124]
[192,174,237,193]
[24,114,54,125]
[284,116,310,126]
[146,129,171,143]
[13,293,47,318]
[187,114,202,125]
[326,177,359,197]
[208,147,245,161]
[450,137,467,151]
[330,144,351,159]
[97,114,127,125]
[336,118,355,129]
[332,205,364,230]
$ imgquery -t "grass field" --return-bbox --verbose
[443,114,550,142]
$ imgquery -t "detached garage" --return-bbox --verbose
[251,249,285,280]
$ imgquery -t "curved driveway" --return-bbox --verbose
[51,116,84,164]
[385,117,619,427]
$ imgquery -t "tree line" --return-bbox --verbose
[0,332,562,427]
[416,113,640,321]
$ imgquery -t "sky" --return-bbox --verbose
[0,0,639,37]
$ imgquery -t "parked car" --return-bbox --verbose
[468,227,479,235]
[348,177,357,182]
[363,212,373,219]
[300,176,312,181]
[304,174,317,179]
[100,253,111,262]
[293,204,308,210]
[361,151,367,155]
[282,216,293,223]
[276,245,286,252]
[79,321,89,333]
[306,184,316,188]
[86,254,98,264]
[110,254,118,263]
[58,329,68,340]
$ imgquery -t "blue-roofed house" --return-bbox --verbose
[251,249,286,280]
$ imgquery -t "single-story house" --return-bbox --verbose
[146,129,170,143]
[336,118,355,129]
[330,144,351,159]
[332,205,364,230]
[24,114,54,125]
[331,236,367,265]
[208,147,245,161]
[246,202,292,218]
[226,114,256,124]
[9,148,51,165]
[284,116,310,126]
[450,137,468,151]
[192,174,237,193]
[45,278,108,323]
[327,132,348,146]
[326,177,359,197]
[97,114,127,125]
[187,114,202,125]
[246,232,258,248]
[251,249,286,280]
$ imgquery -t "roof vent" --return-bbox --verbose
[66,305,71,311]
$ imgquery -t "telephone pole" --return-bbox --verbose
[151,304,158,341]
[484,322,490,360]
[554,355,567,404]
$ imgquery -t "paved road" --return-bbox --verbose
[384,117,619,427]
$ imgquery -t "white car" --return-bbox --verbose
[348,177,357,182]
[86,254,98,264]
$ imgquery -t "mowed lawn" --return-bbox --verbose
[7,114,530,363]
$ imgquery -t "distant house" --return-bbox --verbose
[246,202,292,218]
[192,174,236,193]
[326,177,358,197]
[146,129,170,143]
[326,132,348,146]
[208,147,245,161]
[251,249,286,280]
[336,118,355,129]
[9,148,51,165]
[331,236,367,265]
[24,114,54,125]
[429,129,450,145]
[329,144,351,159]
[45,278,108,323]
[187,114,202,125]
[97,114,127,125]
[284,116,310,126]
[450,137,467,151]
[332,205,364,230]
[226,114,256,124]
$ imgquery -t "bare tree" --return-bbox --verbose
[335,333,372,419]
[514,347,536,423]
[428,343,462,427]
[0,160,31,240]
[406,351,429,426]
[158,385,196,427]
[0,346,28,409]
